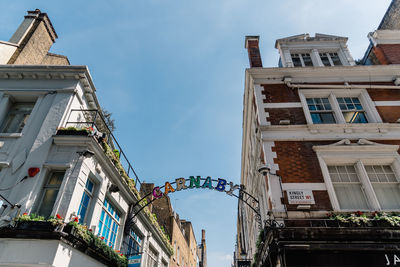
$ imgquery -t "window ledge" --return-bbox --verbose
[308,123,398,134]
[0,133,22,138]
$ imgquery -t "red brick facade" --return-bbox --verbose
[375,44,400,64]
[261,84,300,103]
[272,141,331,183]
[284,190,332,211]
[367,88,400,101]
[376,106,400,122]
[265,108,306,125]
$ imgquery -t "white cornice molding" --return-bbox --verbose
[246,65,400,84]
[313,138,399,152]
[260,123,400,141]
[0,65,99,110]
[368,30,400,46]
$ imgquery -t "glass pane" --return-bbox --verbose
[0,103,34,133]
[352,98,360,104]
[345,98,352,104]
[337,98,344,103]
[48,172,64,185]
[330,53,342,66]
[373,184,400,210]
[306,98,314,104]
[302,53,313,66]
[38,189,59,218]
[334,184,369,210]
[86,179,94,192]
[320,113,336,123]
[291,54,302,67]
[319,53,330,66]
[343,111,368,123]
[314,98,322,104]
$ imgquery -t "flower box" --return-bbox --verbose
[56,129,90,136]
[16,221,58,231]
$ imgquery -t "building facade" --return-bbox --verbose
[0,10,172,267]
[140,183,202,267]
[236,1,400,266]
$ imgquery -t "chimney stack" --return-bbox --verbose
[245,36,263,68]
[202,229,206,241]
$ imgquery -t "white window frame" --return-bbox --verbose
[290,52,314,67]
[318,52,343,66]
[299,89,382,125]
[314,139,400,211]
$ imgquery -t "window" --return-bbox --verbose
[291,53,313,67]
[37,171,65,218]
[300,89,381,125]
[365,165,400,210]
[337,97,368,123]
[306,98,336,124]
[98,198,121,248]
[328,165,369,210]
[314,139,400,211]
[1,102,34,133]
[319,52,342,66]
[147,246,158,267]
[126,228,142,256]
[77,178,94,224]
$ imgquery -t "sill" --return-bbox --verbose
[0,133,22,138]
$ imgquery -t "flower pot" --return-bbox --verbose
[16,221,58,232]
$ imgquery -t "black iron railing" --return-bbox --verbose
[64,109,141,188]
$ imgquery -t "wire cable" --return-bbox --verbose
[0,176,28,191]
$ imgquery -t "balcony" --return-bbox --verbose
[57,109,141,190]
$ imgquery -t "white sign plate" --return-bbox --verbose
[287,189,315,205]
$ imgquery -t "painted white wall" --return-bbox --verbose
[0,41,17,64]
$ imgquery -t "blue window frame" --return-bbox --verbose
[126,229,142,256]
[77,179,94,224]
[98,198,121,248]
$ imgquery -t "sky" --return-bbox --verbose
[0,0,394,266]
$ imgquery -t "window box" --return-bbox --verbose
[16,221,59,232]
[56,128,90,136]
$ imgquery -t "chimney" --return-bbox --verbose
[202,229,206,241]
[7,9,59,64]
[245,36,263,68]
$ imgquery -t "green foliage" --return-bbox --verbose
[17,213,45,222]
[328,211,400,226]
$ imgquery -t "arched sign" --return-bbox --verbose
[151,176,240,199]
[125,176,262,232]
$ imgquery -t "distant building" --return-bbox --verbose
[141,183,202,267]
[0,9,172,267]
[197,229,207,267]
[236,0,400,266]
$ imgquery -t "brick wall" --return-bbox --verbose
[367,88,400,101]
[376,44,400,64]
[272,141,331,183]
[265,108,306,125]
[376,106,400,122]
[261,84,300,103]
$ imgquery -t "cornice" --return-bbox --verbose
[246,65,400,84]
[0,64,99,109]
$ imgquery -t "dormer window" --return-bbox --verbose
[291,53,313,67]
[319,52,342,66]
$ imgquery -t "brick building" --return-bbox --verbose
[141,183,203,267]
[236,1,400,266]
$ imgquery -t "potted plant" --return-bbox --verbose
[16,213,62,231]
[56,127,91,136]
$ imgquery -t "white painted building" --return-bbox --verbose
[0,10,172,267]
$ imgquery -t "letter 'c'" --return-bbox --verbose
[152,186,163,199]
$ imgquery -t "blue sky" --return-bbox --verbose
[0,0,393,266]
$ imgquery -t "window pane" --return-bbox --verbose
[372,184,400,210]
[319,53,331,66]
[302,53,313,66]
[37,189,59,218]
[1,103,34,133]
[311,113,336,124]
[334,184,369,210]
[343,111,368,123]
[47,172,64,185]
[291,54,302,67]
[330,53,342,66]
